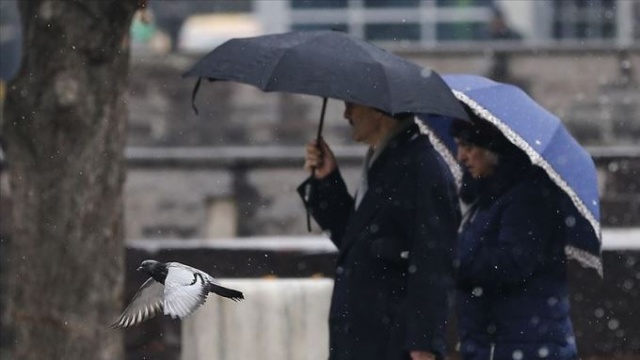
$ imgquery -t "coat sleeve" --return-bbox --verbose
[458,183,553,286]
[297,169,353,248]
[404,153,460,357]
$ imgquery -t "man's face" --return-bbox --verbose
[343,102,384,144]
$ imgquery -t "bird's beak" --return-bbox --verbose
[136,266,143,271]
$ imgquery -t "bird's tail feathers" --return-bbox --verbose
[208,283,244,301]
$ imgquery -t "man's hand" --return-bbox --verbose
[410,351,436,360]
[303,137,336,179]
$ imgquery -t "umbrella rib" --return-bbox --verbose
[260,45,293,91]
[378,62,394,113]
[452,90,603,276]
[346,36,393,111]
[185,31,466,117]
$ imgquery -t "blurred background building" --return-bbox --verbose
[3,1,639,78]
[139,0,640,51]
[124,1,640,358]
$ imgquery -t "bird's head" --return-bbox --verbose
[137,259,160,274]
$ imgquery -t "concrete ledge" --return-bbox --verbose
[181,279,332,360]
[600,228,640,250]
[128,236,338,254]
[128,227,640,252]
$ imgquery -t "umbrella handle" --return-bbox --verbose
[306,97,328,232]
[305,182,313,232]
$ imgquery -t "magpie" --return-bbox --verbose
[112,259,243,328]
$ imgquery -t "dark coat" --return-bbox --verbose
[298,124,460,360]
[456,166,578,360]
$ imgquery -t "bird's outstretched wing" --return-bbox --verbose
[112,278,164,328]
[163,264,209,319]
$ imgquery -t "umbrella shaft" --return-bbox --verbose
[316,97,328,142]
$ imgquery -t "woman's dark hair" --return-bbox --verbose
[450,117,511,154]
[377,109,414,122]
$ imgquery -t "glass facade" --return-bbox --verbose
[288,0,495,43]
[283,0,633,44]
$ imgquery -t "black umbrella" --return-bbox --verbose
[183,30,469,229]
[184,30,468,121]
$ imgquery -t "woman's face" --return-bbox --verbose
[455,138,498,178]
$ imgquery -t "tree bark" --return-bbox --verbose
[1,1,137,359]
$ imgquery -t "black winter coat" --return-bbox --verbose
[298,124,460,360]
[456,166,578,360]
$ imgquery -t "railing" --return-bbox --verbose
[122,145,640,167]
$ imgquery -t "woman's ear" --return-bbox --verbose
[485,149,500,166]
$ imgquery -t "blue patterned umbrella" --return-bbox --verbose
[417,74,602,276]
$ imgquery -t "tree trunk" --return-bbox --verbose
[1,1,138,359]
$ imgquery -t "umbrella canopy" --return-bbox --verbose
[183,30,468,120]
[417,74,602,276]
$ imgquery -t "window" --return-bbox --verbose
[433,0,495,41]
[552,0,617,39]
[291,0,348,9]
[364,0,419,8]
[436,0,494,7]
[437,22,485,41]
[292,23,349,32]
[365,23,421,41]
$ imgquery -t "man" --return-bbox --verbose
[298,102,460,360]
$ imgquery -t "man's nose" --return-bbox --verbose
[343,103,352,119]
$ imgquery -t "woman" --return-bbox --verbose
[451,118,578,360]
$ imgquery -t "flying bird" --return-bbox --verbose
[113,259,243,328]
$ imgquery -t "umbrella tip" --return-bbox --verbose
[420,68,433,78]
[190,78,202,115]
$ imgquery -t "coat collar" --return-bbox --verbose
[337,123,422,260]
